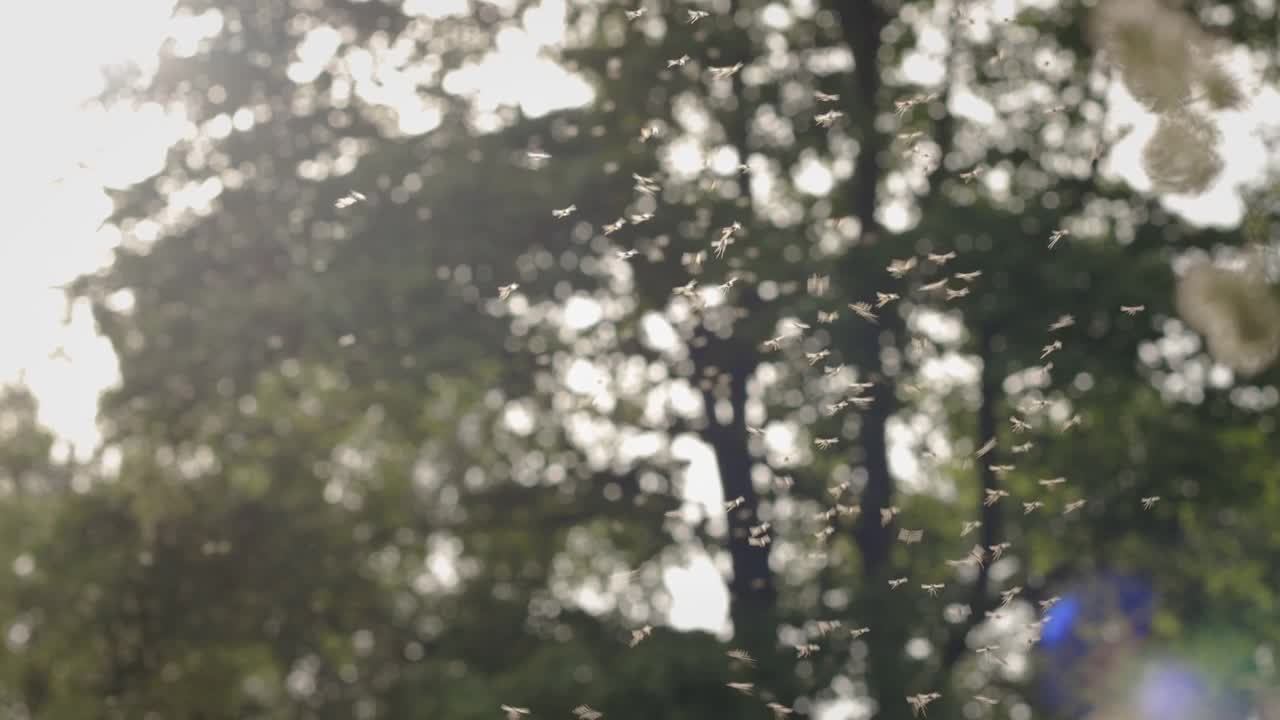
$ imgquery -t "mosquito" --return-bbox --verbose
[805,350,831,366]
[907,692,942,717]
[815,110,844,127]
[334,191,367,208]
[969,544,989,566]
[875,291,900,308]
[977,486,1008,504]
[767,703,796,718]
[1049,314,1075,331]
[888,257,918,277]
[849,302,879,323]
[795,643,820,658]
[629,625,654,647]
[709,63,744,79]
[881,506,900,527]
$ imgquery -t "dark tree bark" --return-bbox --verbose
[692,336,775,628]
[686,0,779,658]
[828,2,920,717]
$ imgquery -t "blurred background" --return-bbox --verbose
[1,0,1280,718]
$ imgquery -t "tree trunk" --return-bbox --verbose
[694,338,776,633]
[829,2,917,715]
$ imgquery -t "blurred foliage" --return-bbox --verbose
[3,0,1280,719]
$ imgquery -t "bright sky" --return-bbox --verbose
[1,3,1278,701]
[0,0,185,455]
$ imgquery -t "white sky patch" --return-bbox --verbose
[912,309,966,345]
[403,0,469,18]
[167,9,225,58]
[671,434,722,504]
[920,353,981,388]
[0,0,194,453]
[888,418,924,490]
[659,432,737,631]
[640,312,680,353]
[564,358,606,395]
[288,26,343,84]
[709,145,741,175]
[563,295,603,330]
[665,137,706,178]
[442,25,592,119]
[618,431,662,465]
[950,85,998,125]
[899,45,947,87]
[760,3,793,30]
[1102,44,1280,227]
[570,581,614,617]
[814,696,873,720]
[502,401,536,436]
[793,156,835,196]
[666,380,704,420]
[662,550,731,636]
[764,422,797,458]
[984,164,1013,197]
[901,20,952,85]
[879,198,914,233]
[522,0,569,46]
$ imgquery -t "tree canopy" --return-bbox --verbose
[4,0,1280,719]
